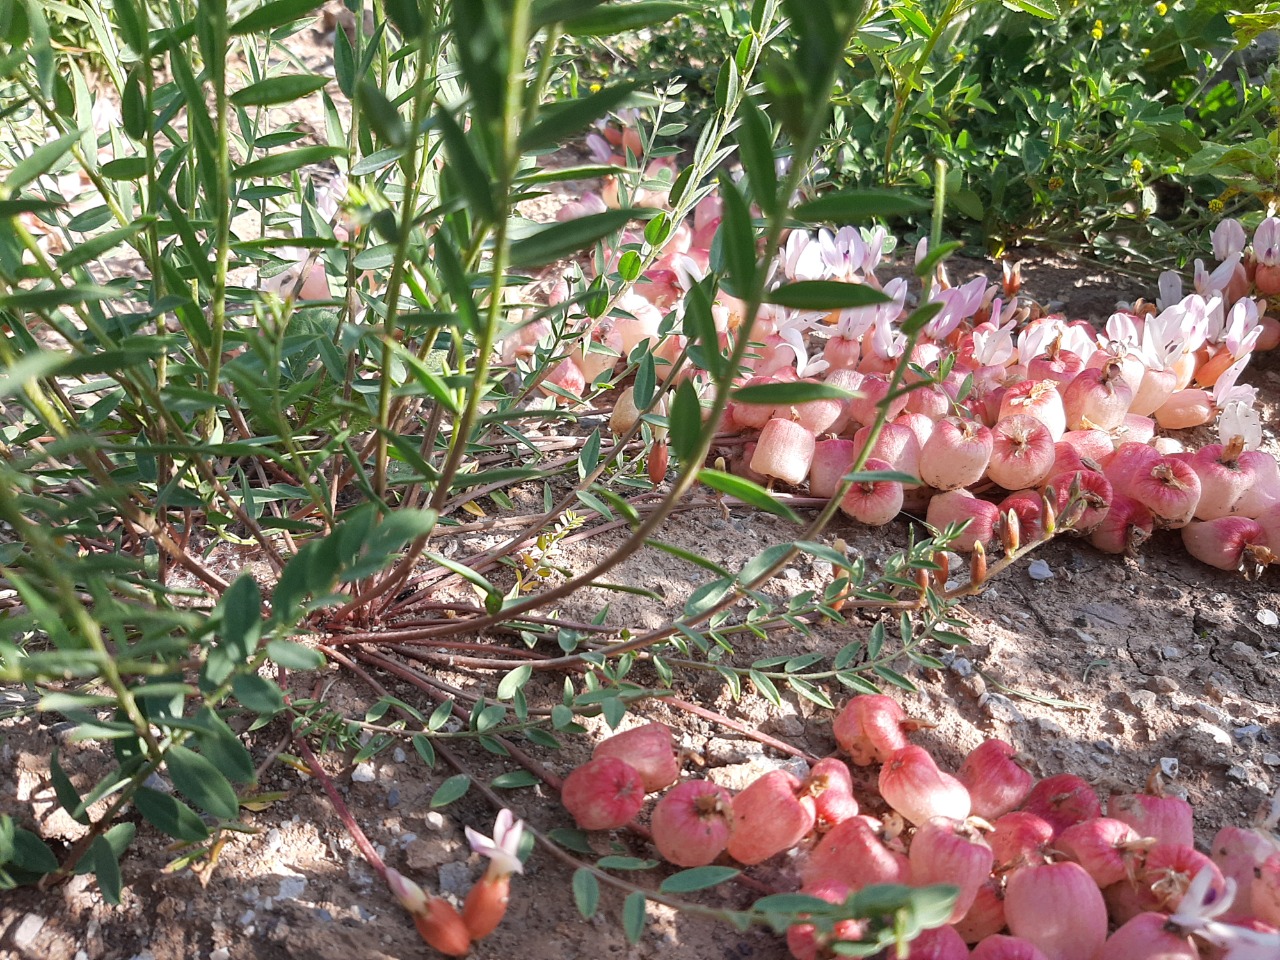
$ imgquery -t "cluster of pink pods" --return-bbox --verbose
[558,701,1280,959]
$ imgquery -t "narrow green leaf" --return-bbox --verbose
[384,0,425,35]
[10,828,59,874]
[50,749,89,825]
[232,674,285,715]
[572,868,600,918]
[508,209,640,268]
[266,639,325,670]
[5,131,79,191]
[794,190,928,224]
[436,107,496,224]
[230,74,330,107]
[733,380,857,405]
[55,218,151,270]
[429,774,470,808]
[490,770,540,789]
[659,865,740,893]
[1002,0,1059,18]
[716,172,757,292]
[667,378,701,463]
[555,1,694,35]
[765,280,890,310]
[230,0,321,35]
[234,146,346,180]
[90,835,123,904]
[520,81,639,151]
[735,96,777,215]
[696,469,800,523]
[358,82,406,148]
[622,890,646,944]
[165,744,240,820]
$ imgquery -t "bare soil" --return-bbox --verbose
[3,13,1279,960]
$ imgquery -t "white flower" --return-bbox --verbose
[1168,866,1280,959]
[1104,312,1141,351]
[1252,216,1280,266]
[1217,400,1263,450]
[925,276,987,340]
[1213,353,1258,410]
[778,321,830,377]
[780,230,827,281]
[1212,219,1247,261]
[1195,254,1240,298]
[465,809,525,878]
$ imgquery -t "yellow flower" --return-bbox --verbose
[1091,19,1104,39]
[1130,158,1144,175]
[1209,199,1224,214]
[1049,176,1065,191]
[589,83,602,93]
[1154,2,1167,14]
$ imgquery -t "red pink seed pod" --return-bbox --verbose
[840,458,905,526]
[1093,912,1198,960]
[1060,428,1114,466]
[970,935,1051,960]
[987,415,1056,490]
[1253,850,1280,926]
[1189,439,1251,519]
[732,375,781,430]
[1001,379,1067,440]
[803,757,859,826]
[1114,843,1227,920]
[1028,338,1084,389]
[954,878,1007,943]
[1004,861,1108,960]
[561,756,646,830]
[1044,468,1113,534]
[1063,361,1133,431]
[823,367,864,435]
[879,746,971,826]
[846,373,908,427]
[1103,440,1162,490]
[726,769,816,865]
[908,816,994,922]
[593,722,679,794]
[1127,456,1202,527]
[792,379,844,435]
[751,418,816,487]
[1154,387,1214,429]
[808,439,858,499]
[650,779,734,867]
[1108,782,1194,849]
[833,695,909,765]
[957,739,1035,820]
[1182,517,1273,573]
[801,815,911,890]
[1019,774,1101,838]
[882,924,968,960]
[1211,825,1280,921]
[1232,451,1280,517]
[926,489,1000,552]
[989,811,1054,873]
[1000,490,1047,543]
[919,417,994,490]
[854,421,923,480]
[543,357,586,401]
[895,411,937,450]
[1054,817,1145,888]
[785,879,863,960]
[1088,493,1154,556]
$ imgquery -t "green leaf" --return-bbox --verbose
[113,0,147,55]
[234,145,346,180]
[230,74,330,107]
[716,172,757,292]
[622,890,646,944]
[794,190,928,224]
[555,1,694,35]
[232,674,285,715]
[572,868,600,918]
[5,131,79,191]
[1002,0,1059,18]
[596,856,659,870]
[55,218,152,270]
[10,827,59,874]
[733,380,857,405]
[490,770,540,789]
[230,0,321,35]
[667,378,701,463]
[266,639,324,670]
[384,0,424,35]
[765,280,891,310]
[508,209,640,268]
[497,664,532,701]
[520,81,639,152]
[165,744,240,820]
[696,469,800,523]
[220,573,261,662]
[913,241,964,279]
[429,774,471,808]
[50,749,88,824]
[358,82,406,148]
[192,707,256,784]
[659,865,740,893]
[90,835,123,904]
[0,351,71,397]
[132,787,210,842]
[684,577,733,620]
[436,107,495,224]
[736,96,777,216]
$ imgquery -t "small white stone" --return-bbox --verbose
[277,876,307,901]
[351,762,377,783]
[1257,609,1278,627]
[1159,757,1179,778]
[211,949,231,960]
[1027,559,1054,582]
[13,914,44,949]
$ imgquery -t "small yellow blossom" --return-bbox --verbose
[1209,199,1224,214]
[1091,19,1104,39]
[1130,158,1144,175]
[589,83,602,93]
[1048,176,1065,191]
[1154,2,1167,14]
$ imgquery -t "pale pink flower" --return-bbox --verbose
[1212,218,1246,260]
[465,809,525,879]
[1252,216,1280,266]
